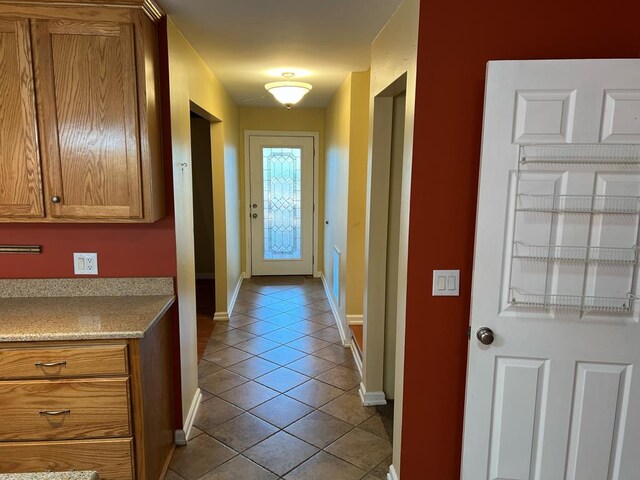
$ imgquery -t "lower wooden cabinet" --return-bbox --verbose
[0,313,174,479]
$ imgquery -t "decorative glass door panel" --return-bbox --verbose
[250,136,314,275]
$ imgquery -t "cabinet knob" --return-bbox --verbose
[51,195,61,204]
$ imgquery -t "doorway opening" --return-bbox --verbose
[190,108,216,361]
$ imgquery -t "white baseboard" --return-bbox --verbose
[213,311,229,322]
[359,381,387,406]
[195,272,215,280]
[228,273,244,316]
[346,314,363,326]
[320,272,351,347]
[174,387,202,445]
[349,338,363,378]
[388,464,399,480]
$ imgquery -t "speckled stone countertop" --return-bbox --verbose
[0,277,174,342]
[0,472,98,480]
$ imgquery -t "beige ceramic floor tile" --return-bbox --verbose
[314,344,353,364]
[234,337,281,355]
[286,355,337,377]
[212,413,278,452]
[315,365,361,390]
[286,379,344,408]
[169,434,235,480]
[255,367,310,393]
[320,393,376,425]
[286,336,333,353]
[204,346,253,367]
[285,410,353,448]
[249,395,314,428]
[212,329,257,347]
[227,356,279,379]
[262,328,306,344]
[199,455,277,480]
[243,431,318,477]
[325,428,392,471]
[259,345,307,366]
[283,451,366,480]
[193,396,243,436]
[199,369,248,395]
[217,381,279,410]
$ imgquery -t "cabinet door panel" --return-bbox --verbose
[0,18,44,217]
[33,19,142,219]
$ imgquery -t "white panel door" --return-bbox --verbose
[462,60,640,480]
[249,135,314,275]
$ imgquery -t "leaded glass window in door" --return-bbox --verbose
[262,147,302,260]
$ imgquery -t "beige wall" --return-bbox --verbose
[167,19,241,423]
[323,72,370,338]
[363,0,419,475]
[238,107,325,274]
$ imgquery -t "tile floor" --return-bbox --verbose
[168,276,394,480]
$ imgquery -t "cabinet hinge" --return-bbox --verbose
[467,326,471,340]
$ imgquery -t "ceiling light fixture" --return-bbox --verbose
[265,72,312,109]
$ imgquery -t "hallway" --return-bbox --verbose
[168,276,393,479]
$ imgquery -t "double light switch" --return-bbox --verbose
[432,270,460,296]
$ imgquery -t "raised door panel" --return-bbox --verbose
[0,18,44,217]
[33,19,143,219]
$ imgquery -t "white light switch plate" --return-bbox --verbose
[432,269,460,296]
[74,253,98,275]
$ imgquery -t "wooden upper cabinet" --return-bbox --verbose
[0,18,44,218]
[0,2,165,223]
[33,19,144,219]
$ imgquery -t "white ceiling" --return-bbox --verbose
[158,0,404,108]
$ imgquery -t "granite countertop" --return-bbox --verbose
[0,472,98,480]
[0,277,175,342]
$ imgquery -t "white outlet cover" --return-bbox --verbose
[74,253,98,275]
[432,269,460,296]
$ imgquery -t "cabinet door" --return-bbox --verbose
[32,19,143,219]
[0,18,44,217]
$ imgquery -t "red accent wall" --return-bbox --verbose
[402,1,640,478]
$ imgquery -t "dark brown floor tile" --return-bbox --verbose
[259,345,307,366]
[286,379,344,408]
[204,346,253,367]
[198,359,222,378]
[287,355,337,377]
[287,320,327,334]
[283,451,366,480]
[199,455,278,480]
[368,455,393,479]
[227,356,279,379]
[244,431,318,477]
[262,328,306,344]
[314,344,353,364]
[255,367,310,393]
[193,396,243,436]
[316,365,361,390]
[169,434,235,480]
[249,395,314,428]
[320,393,375,425]
[286,336,332,353]
[212,413,278,452]
[234,337,280,355]
[359,411,394,441]
[325,428,392,471]
[199,369,248,395]
[285,410,353,448]
[218,381,279,410]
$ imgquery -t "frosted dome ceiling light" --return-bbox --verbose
[265,72,312,109]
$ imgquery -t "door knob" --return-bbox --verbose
[51,195,61,204]
[252,213,258,219]
[476,327,494,345]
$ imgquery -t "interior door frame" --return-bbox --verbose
[243,130,320,278]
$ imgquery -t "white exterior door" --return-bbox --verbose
[249,135,314,275]
[462,60,640,479]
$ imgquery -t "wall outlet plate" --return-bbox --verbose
[74,253,98,275]
[432,269,460,296]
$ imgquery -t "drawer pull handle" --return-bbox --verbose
[34,361,67,368]
[39,409,71,416]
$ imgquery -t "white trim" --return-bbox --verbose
[346,314,364,326]
[359,381,387,406]
[228,272,244,315]
[174,387,202,446]
[387,464,399,480]
[350,338,363,378]
[321,272,351,347]
[213,311,229,322]
[195,272,215,280]
[243,130,320,277]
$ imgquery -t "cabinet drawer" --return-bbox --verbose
[0,437,134,480]
[0,378,130,441]
[0,344,128,379]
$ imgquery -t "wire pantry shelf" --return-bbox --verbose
[520,144,640,165]
[512,243,638,264]
[516,194,640,214]
[509,290,635,313]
